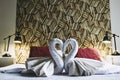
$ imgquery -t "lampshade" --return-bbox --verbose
[103,31,111,43]
[14,32,22,43]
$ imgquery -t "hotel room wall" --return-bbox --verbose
[1,0,120,63]
[0,0,17,57]
[110,0,120,53]
[15,0,111,63]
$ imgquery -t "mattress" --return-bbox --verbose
[0,63,120,80]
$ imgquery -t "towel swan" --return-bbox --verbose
[25,38,64,76]
[63,38,78,73]
[49,38,64,74]
[63,38,103,76]
[25,38,103,76]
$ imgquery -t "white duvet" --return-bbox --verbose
[0,64,25,73]
[0,61,120,75]
[95,61,120,75]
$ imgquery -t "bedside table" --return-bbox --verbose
[0,57,15,67]
[106,55,120,65]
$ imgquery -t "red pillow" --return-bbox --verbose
[29,46,51,57]
[76,48,101,61]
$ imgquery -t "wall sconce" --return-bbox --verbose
[103,31,120,55]
[2,32,22,57]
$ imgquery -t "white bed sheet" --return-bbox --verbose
[95,62,120,75]
[0,63,120,80]
[0,72,120,80]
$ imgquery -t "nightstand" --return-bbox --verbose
[106,55,120,65]
[0,57,15,67]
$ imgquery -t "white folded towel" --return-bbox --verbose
[25,57,54,77]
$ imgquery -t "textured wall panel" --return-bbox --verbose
[16,0,111,63]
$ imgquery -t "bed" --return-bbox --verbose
[1,43,120,80]
[0,63,120,80]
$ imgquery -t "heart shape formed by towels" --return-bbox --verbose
[49,38,78,73]
[25,38,103,77]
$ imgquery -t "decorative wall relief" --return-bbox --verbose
[16,0,111,63]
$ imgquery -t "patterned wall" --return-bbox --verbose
[15,0,111,63]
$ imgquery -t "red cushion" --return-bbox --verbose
[29,46,51,57]
[76,48,101,61]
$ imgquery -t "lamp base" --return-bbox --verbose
[2,53,11,57]
[111,50,120,56]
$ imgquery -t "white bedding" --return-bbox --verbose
[95,62,120,75]
[0,62,120,80]
[0,72,120,80]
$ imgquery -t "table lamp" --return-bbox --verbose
[2,32,22,57]
[103,31,120,55]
